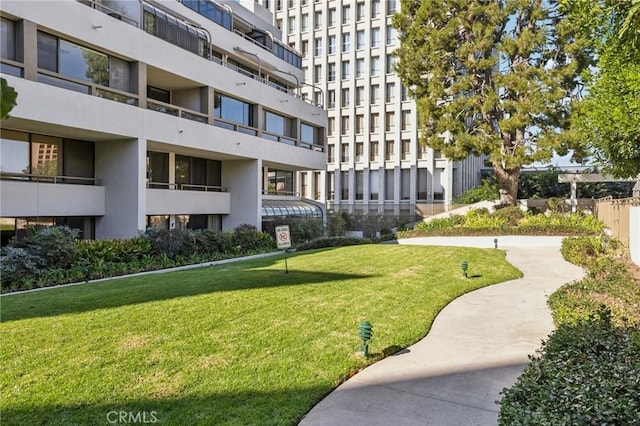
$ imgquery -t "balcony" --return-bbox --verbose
[146,183,231,215]
[0,174,105,217]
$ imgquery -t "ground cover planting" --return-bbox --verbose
[1,244,521,425]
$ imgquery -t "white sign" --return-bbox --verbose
[275,225,291,249]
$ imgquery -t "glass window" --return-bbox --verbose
[287,16,296,34]
[370,141,379,162]
[37,32,57,72]
[371,56,380,75]
[418,168,429,199]
[175,154,191,186]
[341,88,350,108]
[386,55,396,74]
[355,115,364,134]
[385,112,395,131]
[355,86,364,106]
[1,18,16,61]
[327,144,335,162]
[355,142,364,161]
[341,116,350,134]
[314,11,322,29]
[356,30,365,50]
[328,35,336,54]
[264,110,291,136]
[355,170,364,199]
[342,5,350,24]
[402,139,411,160]
[314,64,322,83]
[342,33,351,52]
[371,28,380,48]
[328,8,336,26]
[342,61,350,79]
[356,58,364,78]
[387,0,397,14]
[386,26,397,45]
[385,140,395,160]
[147,151,169,185]
[0,130,30,175]
[371,0,380,18]
[341,144,349,162]
[301,40,309,56]
[301,122,317,145]
[328,63,336,81]
[64,139,94,180]
[370,85,380,103]
[386,83,395,103]
[327,117,335,135]
[268,169,294,194]
[341,171,349,199]
[401,110,411,129]
[370,170,379,199]
[110,57,131,92]
[370,112,379,131]
[327,90,336,108]
[314,38,322,56]
[401,169,410,199]
[214,93,254,126]
[385,169,394,199]
[356,3,365,21]
[30,135,61,177]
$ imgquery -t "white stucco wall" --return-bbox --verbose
[630,206,640,266]
[222,159,261,230]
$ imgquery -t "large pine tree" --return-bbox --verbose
[393,0,592,205]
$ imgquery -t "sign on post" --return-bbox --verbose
[275,225,291,249]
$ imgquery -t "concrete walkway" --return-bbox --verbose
[299,236,585,426]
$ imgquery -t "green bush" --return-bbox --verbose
[463,209,507,229]
[76,237,152,263]
[20,226,80,269]
[453,178,499,204]
[499,312,640,425]
[295,236,371,251]
[414,217,456,231]
[491,206,525,226]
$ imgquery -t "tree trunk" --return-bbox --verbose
[493,163,521,206]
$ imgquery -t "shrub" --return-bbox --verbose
[491,206,525,226]
[414,217,455,231]
[0,247,46,291]
[463,209,506,229]
[295,236,371,251]
[499,312,640,425]
[546,197,569,213]
[20,226,80,269]
[76,237,152,263]
[327,211,349,236]
[233,224,262,252]
[453,178,499,204]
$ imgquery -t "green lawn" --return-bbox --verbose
[1,245,521,425]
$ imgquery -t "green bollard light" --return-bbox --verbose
[461,260,468,278]
[494,238,498,249]
[358,321,373,357]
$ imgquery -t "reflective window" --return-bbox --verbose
[1,18,16,61]
[0,130,29,175]
[264,111,293,137]
[214,93,254,126]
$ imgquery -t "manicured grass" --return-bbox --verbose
[1,245,521,425]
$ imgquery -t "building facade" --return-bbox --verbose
[0,0,327,243]
[266,0,485,220]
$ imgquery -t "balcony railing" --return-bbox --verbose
[147,99,208,123]
[1,172,100,185]
[147,181,227,192]
[37,70,138,106]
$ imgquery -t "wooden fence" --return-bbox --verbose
[594,197,639,247]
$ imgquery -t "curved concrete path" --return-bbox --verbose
[299,236,585,426]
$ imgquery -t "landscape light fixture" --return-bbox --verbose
[358,321,373,357]
[461,260,468,278]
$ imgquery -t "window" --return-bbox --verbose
[385,140,395,161]
[143,5,209,56]
[276,0,282,11]
[342,33,351,52]
[370,85,380,103]
[401,85,409,101]
[401,169,410,199]
[370,141,379,162]
[0,129,94,183]
[328,8,336,26]
[328,63,336,81]
[328,35,336,54]
[301,40,309,55]
[387,0,397,14]
[386,83,395,103]
[276,18,282,30]
[386,55,396,74]
[214,93,254,126]
[370,113,379,132]
[288,16,296,34]
[327,117,335,136]
[371,0,380,18]
[342,61,350,79]
[327,90,335,108]
[314,11,322,29]
[401,110,411,130]
[314,38,322,56]
[342,5,350,24]
[356,3,365,21]
[356,30,365,50]
[355,115,364,134]
[356,58,365,78]
[355,170,364,200]
[301,122,320,147]
[341,171,350,200]
[341,88,350,107]
[355,142,364,163]
[419,143,429,159]
[385,112,395,131]
[301,172,309,198]
[301,14,308,32]
[355,86,365,106]
[385,168,394,199]
[264,110,294,137]
[371,28,380,48]
[1,18,16,62]
[313,171,321,200]
[175,155,222,190]
[386,26,397,45]
[314,64,322,83]
[418,168,429,199]
[341,144,349,162]
[267,169,294,195]
[328,172,335,200]
[147,86,170,103]
[402,139,411,160]
[341,116,350,134]
[370,56,380,75]
[370,170,379,199]
[327,144,336,162]
[288,0,294,9]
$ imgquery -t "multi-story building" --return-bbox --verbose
[0,0,327,244]
[266,0,485,220]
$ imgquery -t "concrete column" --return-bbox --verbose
[95,138,146,239]
[222,159,261,230]
[20,20,38,81]
[133,61,147,108]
